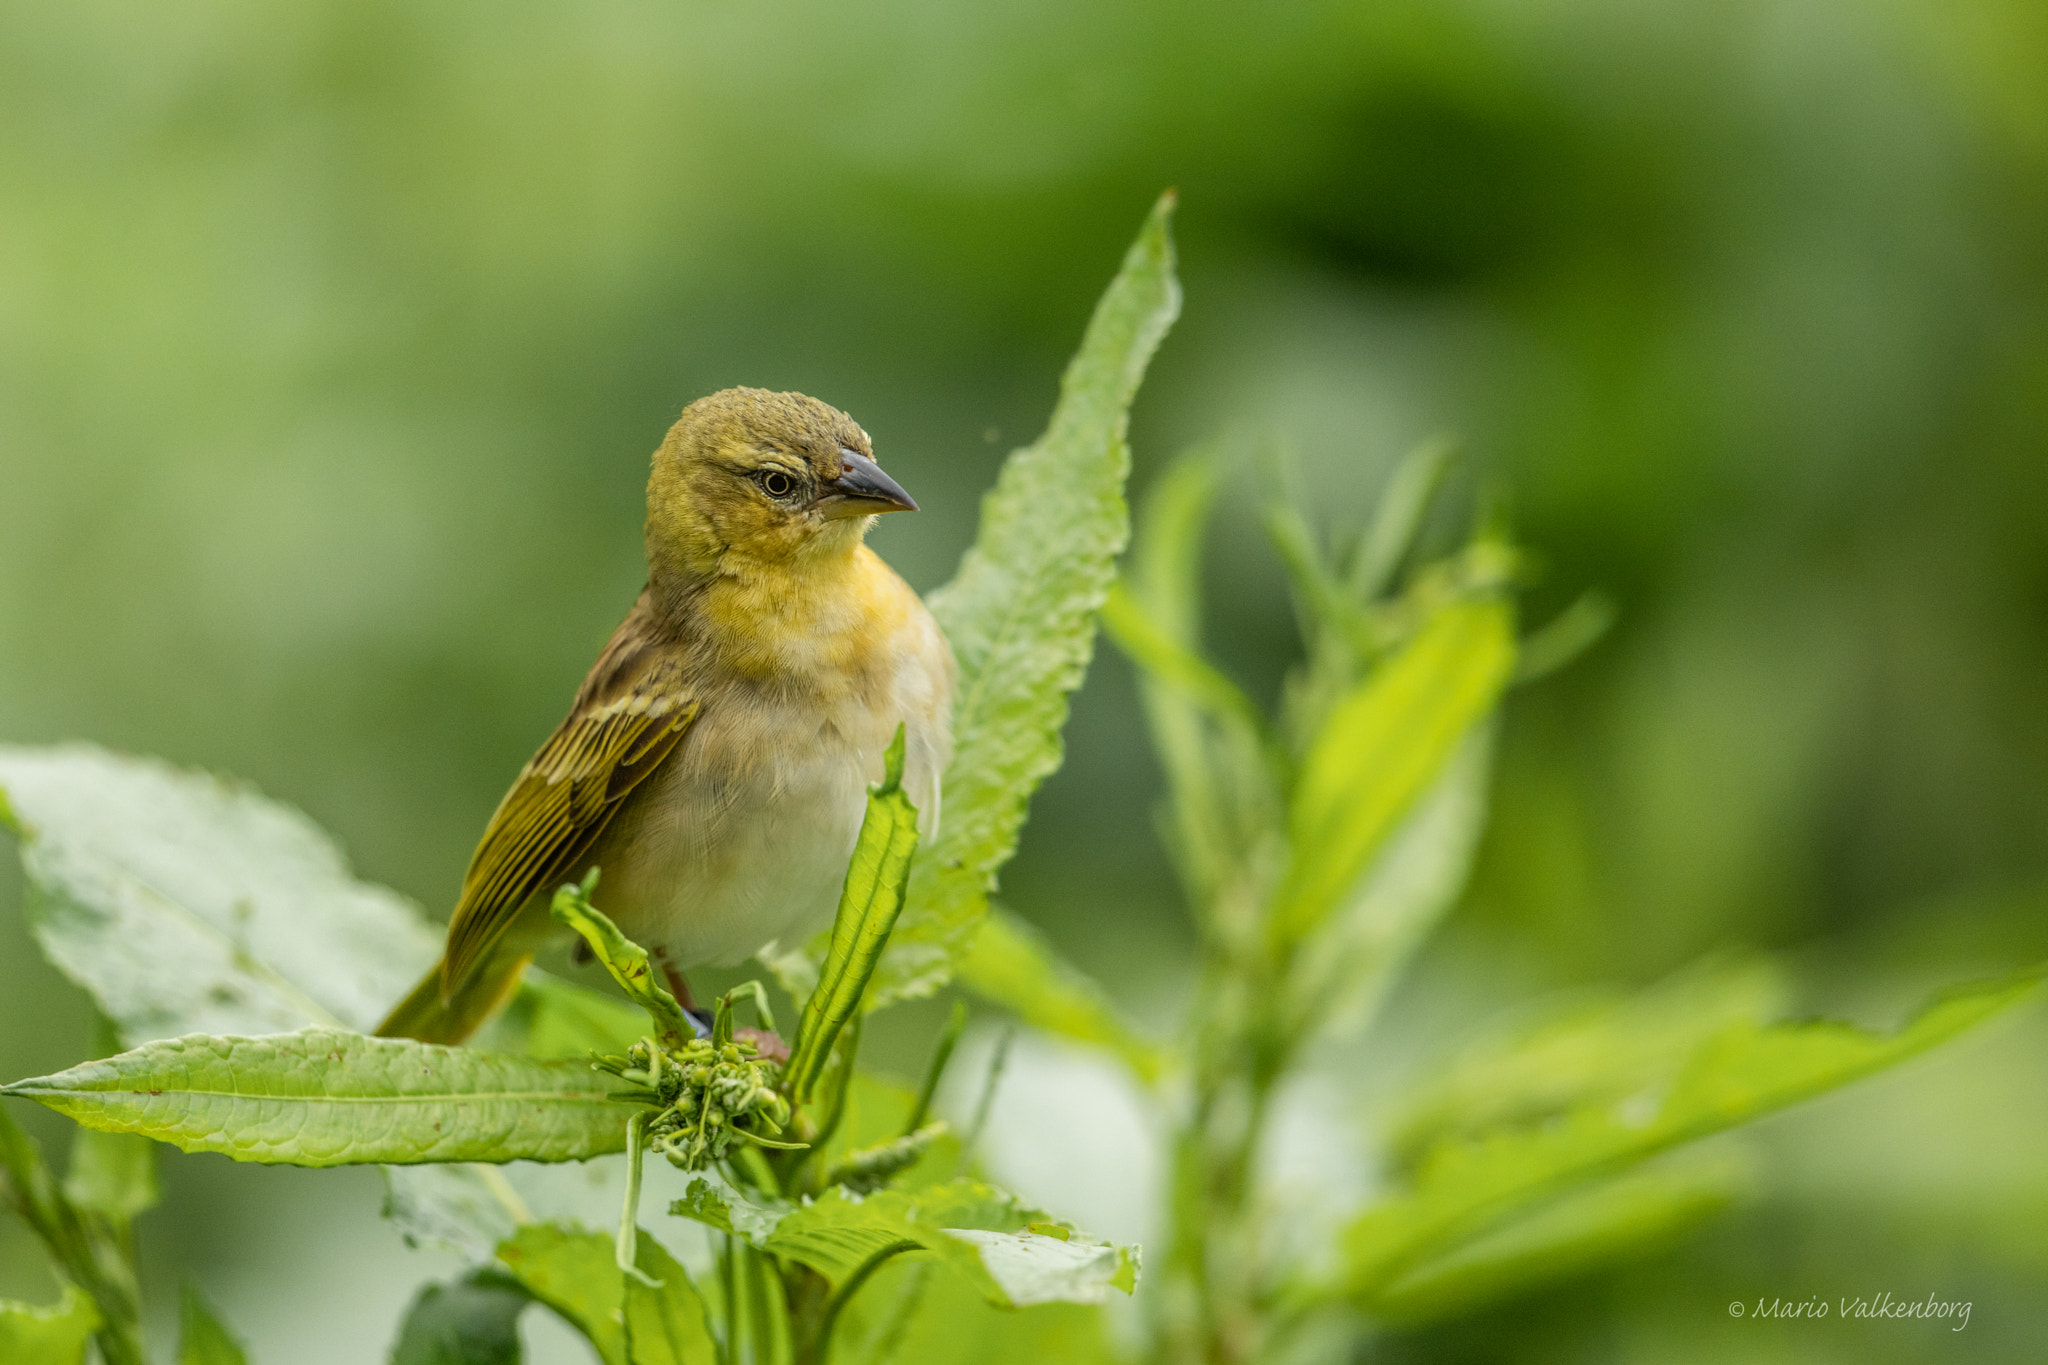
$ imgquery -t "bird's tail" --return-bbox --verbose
[374,951,532,1044]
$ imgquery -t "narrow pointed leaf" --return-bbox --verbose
[784,729,920,1102]
[1367,1150,1747,1326]
[852,193,1181,1007]
[1325,970,2039,1304]
[5,1029,628,1167]
[1283,729,1494,1044]
[1272,596,1515,948]
[550,880,693,1042]
[1385,959,1788,1169]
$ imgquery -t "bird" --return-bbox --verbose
[377,387,954,1044]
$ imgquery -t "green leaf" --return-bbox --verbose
[389,1270,533,1365]
[494,1224,629,1365]
[957,909,1162,1083]
[837,1264,1119,1365]
[624,1233,717,1365]
[1282,728,1494,1043]
[1367,1149,1748,1326]
[668,1172,792,1244]
[1113,449,1281,913]
[0,745,440,1042]
[64,1120,161,1230]
[0,1287,100,1365]
[856,193,1181,1007]
[549,876,694,1042]
[1271,595,1515,949]
[4,1028,628,1167]
[1346,438,1452,602]
[784,729,920,1103]
[0,1105,145,1365]
[1384,959,1789,1170]
[1326,970,2040,1305]
[690,1175,1140,1309]
[178,1285,250,1365]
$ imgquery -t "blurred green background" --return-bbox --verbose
[4,0,2047,1360]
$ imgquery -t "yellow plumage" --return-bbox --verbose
[378,388,953,1043]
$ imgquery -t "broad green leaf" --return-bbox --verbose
[0,747,603,1253]
[853,193,1181,1007]
[785,729,920,1102]
[957,909,1162,1083]
[0,1105,145,1365]
[1282,728,1494,1043]
[494,1224,628,1365]
[1367,1149,1748,1326]
[178,1285,249,1365]
[624,1233,717,1365]
[389,1270,533,1365]
[0,746,440,1041]
[689,1176,1140,1309]
[1326,970,2039,1303]
[1385,959,1788,1169]
[0,1287,100,1365]
[5,1028,628,1167]
[1271,596,1515,948]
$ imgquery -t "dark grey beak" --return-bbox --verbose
[821,448,918,519]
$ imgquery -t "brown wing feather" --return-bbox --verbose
[441,596,699,992]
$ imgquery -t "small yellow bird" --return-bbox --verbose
[378,388,954,1044]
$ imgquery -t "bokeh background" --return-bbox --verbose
[5,0,2047,1360]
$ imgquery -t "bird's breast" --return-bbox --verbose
[581,600,951,969]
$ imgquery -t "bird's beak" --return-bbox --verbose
[820,448,919,519]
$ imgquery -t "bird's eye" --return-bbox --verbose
[760,470,796,498]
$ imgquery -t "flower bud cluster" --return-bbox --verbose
[596,1035,793,1171]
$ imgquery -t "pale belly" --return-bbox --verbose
[577,680,945,969]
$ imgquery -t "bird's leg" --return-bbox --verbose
[654,949,714,1040]
[656,952,697,1010]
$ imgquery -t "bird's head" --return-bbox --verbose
[644,387,918,591]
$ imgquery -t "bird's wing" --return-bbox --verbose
[441,600,699,992]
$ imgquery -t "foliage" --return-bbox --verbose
[775,190,1182,1009]
[0,195,2036,1365]
[3,1031,630,1167]
[0,197,1172,1364]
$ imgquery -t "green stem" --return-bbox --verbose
[905,1000,967,1136]
[806,1241,919,1365]
[616,1112,660,1286]
[0,1106,147,1365]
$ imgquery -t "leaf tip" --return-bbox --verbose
[879,723,907,795]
